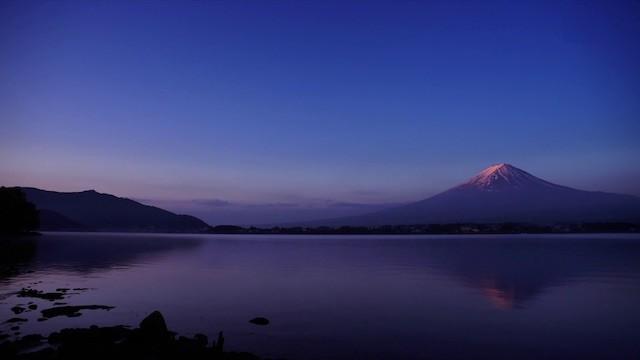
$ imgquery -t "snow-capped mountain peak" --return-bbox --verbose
[461,163,557,191]
[315,163,640,225]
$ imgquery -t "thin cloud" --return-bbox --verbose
[192,199,232,207]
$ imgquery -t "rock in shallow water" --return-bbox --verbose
[5,318,27,324]
[40,305,114,319]
[17,288,65,301]
[248,317,270,325]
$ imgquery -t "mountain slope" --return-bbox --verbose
[38,209,86,231]
[321,164,640,225]
[22,188,210,232]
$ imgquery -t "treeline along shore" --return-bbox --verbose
[209,222,640,235]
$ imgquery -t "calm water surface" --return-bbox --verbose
[1,233,640,359]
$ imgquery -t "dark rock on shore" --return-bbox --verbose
[0,334,43,355]
[139,310,168,335]
[0,311,261,360]
[249,317,270,326]
[41,305,114,319]
[48,325,131,347]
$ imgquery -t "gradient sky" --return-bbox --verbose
[1,0,639,223]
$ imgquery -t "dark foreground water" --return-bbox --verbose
[1,233,640,359]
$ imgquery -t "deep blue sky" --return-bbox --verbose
[1,0,639,223]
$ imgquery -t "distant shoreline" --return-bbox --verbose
[22,222,640,236]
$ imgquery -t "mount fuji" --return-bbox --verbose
[321,164,640,225]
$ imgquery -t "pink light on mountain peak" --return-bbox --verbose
[461,163,562,192]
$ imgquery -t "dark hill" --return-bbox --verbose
[22,188,210,233]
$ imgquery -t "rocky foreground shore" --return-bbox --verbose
[0,311,261,360]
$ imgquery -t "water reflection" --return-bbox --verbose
[0,236,37,283]
[3,234,640,311]
[0,233,203,282]
[414,236,640,309]
[1,233,639,359]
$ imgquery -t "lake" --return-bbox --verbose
[1,232,640,359]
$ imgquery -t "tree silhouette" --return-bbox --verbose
[0,187,39,233]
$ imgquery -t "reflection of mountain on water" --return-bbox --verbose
[3,233,640,312]
[419,236,640,309]
[0,233,203,281]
